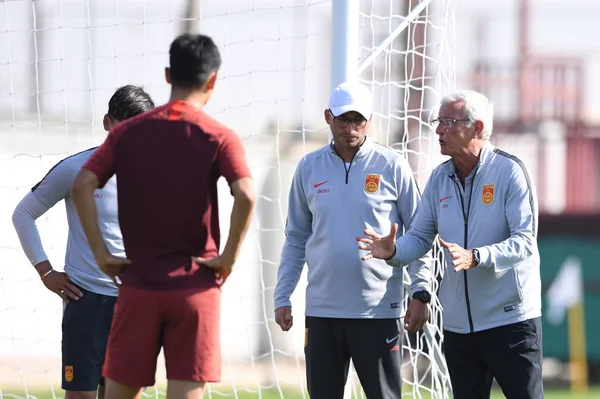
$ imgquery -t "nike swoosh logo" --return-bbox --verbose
[508,339,526,349]
[386,334,400,344]
[314,180,328,188]
[439,196,453,203]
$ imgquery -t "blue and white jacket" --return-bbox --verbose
[387,141,541,333]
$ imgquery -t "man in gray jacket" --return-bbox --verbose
[274,81,432,399]
[358,90,542,399]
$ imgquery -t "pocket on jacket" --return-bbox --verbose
[497,269,523,307]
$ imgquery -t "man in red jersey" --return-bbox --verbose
[71,33,256,399]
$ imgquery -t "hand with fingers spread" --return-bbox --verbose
[356,223,398,261]
[404,300,430,333]
[275,306,293,331]
[193,253,235,285]
[96,253,131,286]
[40,268,83,303]
[439,238,476,272]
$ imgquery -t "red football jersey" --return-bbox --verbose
[84,100,251,290]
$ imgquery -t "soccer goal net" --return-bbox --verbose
[0,0,454,397]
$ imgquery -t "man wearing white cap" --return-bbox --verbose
[273,81,432,398]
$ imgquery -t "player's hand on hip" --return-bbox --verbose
[439,238,475,272]
[96,254,131,287]
[193,255,234,285]
[275,306,293,331]
[356,223,398,261]
[42,270,83,303]
[404,299,430,333]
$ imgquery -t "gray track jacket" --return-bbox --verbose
[274,136,431,318]
[387,141,541,333]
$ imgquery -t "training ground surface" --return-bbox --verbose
[6,385,600,399]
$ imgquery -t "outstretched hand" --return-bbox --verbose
[356,223,398,261]
[439,238,476,272]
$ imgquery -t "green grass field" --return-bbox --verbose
[15,385,600,399]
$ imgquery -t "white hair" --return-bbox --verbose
[441,90,494,140]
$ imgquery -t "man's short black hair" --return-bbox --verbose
[169,33,222,88]
[107,85,155,121]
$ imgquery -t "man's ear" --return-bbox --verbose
[103,114,110,132]
[474,120,484,139]
[206,71,218,90]
[165,67,171,84]
[324,109,332,124]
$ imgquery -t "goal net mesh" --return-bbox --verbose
[0,0,454,397]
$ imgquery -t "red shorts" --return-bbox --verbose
[102,285,221,387]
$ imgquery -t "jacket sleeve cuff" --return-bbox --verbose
[385,240,403,268]
[476,246,493,271]
[274,299,292,310]
[410,282,430,296]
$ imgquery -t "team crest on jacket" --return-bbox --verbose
[364,174,380,193]
[482,184,495,204]
[65,365,74,382]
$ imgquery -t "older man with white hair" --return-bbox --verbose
[358,90,543,399]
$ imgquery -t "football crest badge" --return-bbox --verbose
[65,365,74,382]
[482,184,495,204]
[364,174,380,193]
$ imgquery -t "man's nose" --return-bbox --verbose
[435,123,446,135]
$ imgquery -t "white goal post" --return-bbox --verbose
[0,0,454,397]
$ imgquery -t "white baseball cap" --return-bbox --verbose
[328,81,373,119]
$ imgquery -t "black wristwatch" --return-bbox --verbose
[412,290,431,304]
[472,248,481,267]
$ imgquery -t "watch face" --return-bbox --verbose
[414,290,431,303]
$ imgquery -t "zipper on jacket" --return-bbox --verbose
[332,146,358,184]
[450,173,477,333]
[343,160,353,184]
